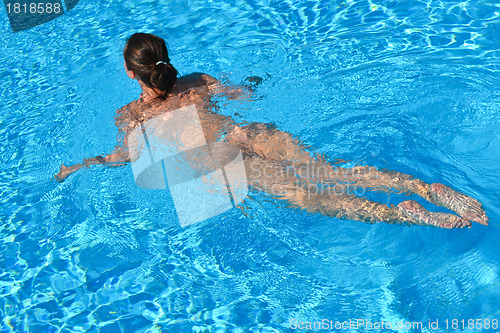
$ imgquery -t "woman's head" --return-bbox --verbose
[123,33,178,97]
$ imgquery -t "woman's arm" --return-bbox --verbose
[54,145,129,182]
[54,105,134,182]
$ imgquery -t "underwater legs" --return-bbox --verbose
[244,157,474,228]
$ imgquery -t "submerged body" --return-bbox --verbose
[55,33,489,228]
[56,72,488,228]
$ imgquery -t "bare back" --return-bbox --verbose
[115,73,237,149]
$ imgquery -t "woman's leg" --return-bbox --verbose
[244,156,471,228]
[232,122,487,226]
[295,163,488,225]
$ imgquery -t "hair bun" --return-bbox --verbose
[150,61,178,95]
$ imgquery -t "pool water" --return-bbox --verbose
[0,0,499,332]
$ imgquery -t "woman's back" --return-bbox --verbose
[116,73,236,147]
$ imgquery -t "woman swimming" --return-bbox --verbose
[55,33,489,229]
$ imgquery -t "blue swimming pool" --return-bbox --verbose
[1,0,499,332]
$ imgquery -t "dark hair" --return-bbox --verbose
[124,33,178,98]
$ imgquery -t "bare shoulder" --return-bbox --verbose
[174,73,218,90]
[114,101,131,123]
[114,100,140,129]
[199,73,219,85]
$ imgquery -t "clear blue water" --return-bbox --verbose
[0,0,499,332]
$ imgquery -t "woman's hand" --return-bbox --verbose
[54,163,85,182]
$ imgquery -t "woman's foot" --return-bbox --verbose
[397,200,472,229]
[429,183,489,226]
